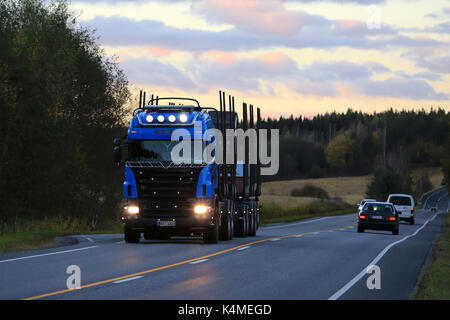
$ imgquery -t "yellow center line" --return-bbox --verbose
[24,224,350,300]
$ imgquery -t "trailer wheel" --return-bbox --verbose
[124,226,141,243]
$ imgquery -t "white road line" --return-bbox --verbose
[237,246,251,251]
[295,235,304,238]
[328,211,440,300]
[116,241,125,244]
[113,276,143,284]
[262,217,335,230]
[270,238,281,241]
[189,259,209,265]
[0,246,98,263]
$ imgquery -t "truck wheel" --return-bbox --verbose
[410,217,415,225]
[124,226,141,243]
[256,205,260,230]
[229,201,234,240]
[243,205,249,237]
[249,203,257,237]
[357,226,364,233]
[234,205,248,237]
[219,201,232,241]
[204,212,219,244]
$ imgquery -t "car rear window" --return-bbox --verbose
[362,203,393,213]
[389,196,412,206]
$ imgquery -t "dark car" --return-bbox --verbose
[357,202,399,235]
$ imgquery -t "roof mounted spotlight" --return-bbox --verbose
[179,113,188,123]
[168,114,176,123]
[157,115,165,123]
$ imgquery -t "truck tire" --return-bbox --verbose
[243,205,249,237]
[234,204,248,237]
[204,211,219,244]
[410,217,415,225]
[248,202,257,237]
[219,201,233,241]
[124,226,141,243]
[229,201,234,239]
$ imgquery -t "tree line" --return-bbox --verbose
[260,108,449,183]
[0,0,130,228]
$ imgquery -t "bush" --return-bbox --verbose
[366,167,413,200]
[291,184,330,199]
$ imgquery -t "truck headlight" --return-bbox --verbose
[194,205,209,215]
[157,115,165,123]
[146,114,154,123]
[168,114,176,123]
[126,206,140,215]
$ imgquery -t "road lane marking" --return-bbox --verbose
[270,238,281,241]
[237,246,250,251]
[328,211,441,300]
[83,237,94,243]
[116,241,125,244]
[189,259,209,265]
[0,246,98,264]
[113,276,143,284]
[24,224,348,300]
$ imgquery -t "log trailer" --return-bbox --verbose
[114,91,262,243]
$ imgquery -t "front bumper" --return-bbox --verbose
[124,214,215,235]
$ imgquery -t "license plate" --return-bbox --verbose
[157,220,176,227]
[371,215,383,220]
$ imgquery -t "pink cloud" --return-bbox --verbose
[198,0,307,36]
[202,50,238,65]
[134,46,173,57]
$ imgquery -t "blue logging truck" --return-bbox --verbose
[113,91,262,244]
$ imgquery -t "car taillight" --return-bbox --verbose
[359,215,367,220]
[411,208,414,215]
[387,216,396,221]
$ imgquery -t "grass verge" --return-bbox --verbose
[0,216,122,253]
[260,199,354,225]
[414,213,450,300]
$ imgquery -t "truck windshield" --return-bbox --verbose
[128,140,206,163]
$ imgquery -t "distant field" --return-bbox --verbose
[260,168,443,223]
[262,175,370,205]
[420,167,444,189]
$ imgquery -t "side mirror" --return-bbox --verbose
[114,146,122,163]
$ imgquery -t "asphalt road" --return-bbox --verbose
[0,190,448,300]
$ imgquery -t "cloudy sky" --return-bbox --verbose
[69,0,450,118]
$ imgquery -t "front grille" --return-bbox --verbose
[131,167,205,217]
